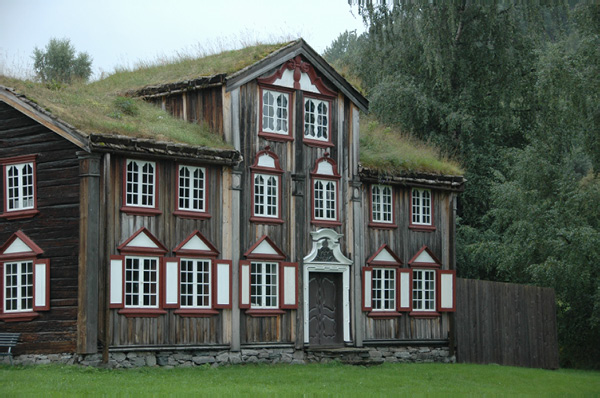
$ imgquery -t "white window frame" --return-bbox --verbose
[371,185,393,224]
[5,162,34,212]
[3,260,34,313]
[180,258,211,309]
[253,173,279,219]
[262,89,289,135]
[124,256,159,308]
[412,269,436,312]
[314,179,337,221]
[250,261,279,309]
[304,97,329,142]
[125,159,156,208]
[178,165,206,213]
[412,188,432,226]
[372,268,396,311]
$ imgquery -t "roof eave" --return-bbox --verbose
[359,166,466,192]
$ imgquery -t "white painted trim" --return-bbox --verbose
[128,232,159,249]
[283,265,296,306]
[440,272,454,310]
[110,258,123,305]
[399,271,411,309]
[34,262,46,308]
[251,240,279,256]
[4,237,32,254]
[180,235,211,252]
[414,250,436,264]
[240,263,250,306]
[165,260,179,306]
[216,262,230,306]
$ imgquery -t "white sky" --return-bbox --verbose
[0,0,365,80]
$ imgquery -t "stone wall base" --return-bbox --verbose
[2,346,455,368]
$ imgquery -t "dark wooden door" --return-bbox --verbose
[308,272,343,347]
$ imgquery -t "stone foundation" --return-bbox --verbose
[3,346,455,368]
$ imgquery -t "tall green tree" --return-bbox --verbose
[32,38,92,84]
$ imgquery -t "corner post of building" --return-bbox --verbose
[76,151,101,354]
[351,106,364,348]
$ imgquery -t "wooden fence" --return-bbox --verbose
[454,278,559,369]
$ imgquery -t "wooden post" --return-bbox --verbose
[351,107,364,348]
[230,88,241,352]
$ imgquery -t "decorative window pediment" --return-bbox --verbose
[173,230,219,257]
[408,245,441,268]
[258,56,336,97]
[250,148,284,225]
[0,230,44,260]
[244,235,286,260]
[367,244,403,267]
[117,227,167,255]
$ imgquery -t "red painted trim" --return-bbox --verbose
[243,235,286,260]
[175,164,210,218]
[279,262,298,310]
[121,158,160,215]
[368,221,398,229]
[213,259,233,309]
[109,255,125,309]
[33,258,50,311]
[0,312,40,322]
[250,149,284,224]
[245,309,285,317]
[174,309,219,317]
[409,188,435,230]
[258,85,294,141]
[257,56,337,97]
[239,260,251,309]
[361,266,373,312]
[368,184,397,229]
[437,269,456,312]
[408,245,442,268]
[117,308,167,318]
[250,148,285,173]
[367,311,402,318]
[397,268,412,312]
[249,216,285,225]
[1,155,38,218]
[310,155,341,225]
[366,244,403,266]
[302,94,334,147]
[162,257,180,309]
[118,227,168,255]
[0,230,44,260]
[173,230,220,257]
[309,155,340,177]
[311,220,342,228]
[409,311,441,318]
[0,262,3,316]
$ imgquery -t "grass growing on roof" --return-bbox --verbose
[360,115,463,176]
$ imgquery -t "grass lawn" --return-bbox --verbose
[0,362,598,397]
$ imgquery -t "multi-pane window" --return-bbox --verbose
[372,268,396,311]
[3,260,33,312]
[372,185,393,224]
[412,188,432,225]
[124,256,159,308]
[262,90,289,135]
[412,269,435,311]
[125,160,155,208]
[314,179,337,220]
[304,98,329,141]
[254,174,278,218]
[250,261,278,309]
[178,165,206,212]
[6,163,34,212]
[180,259,211,308]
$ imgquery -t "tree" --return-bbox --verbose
[32,38,92,84]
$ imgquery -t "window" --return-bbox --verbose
[260,88,292,141]
[411,188,432,226]
[310,155,341,226]
[412,269,436,312]
[251,261,278,309]
[124,256,159,308]
[304,97,330,144]
[370,185,396,228]
[180,258,211,308]
[0,231,50,322]
[175,165,209,218]
[372,268,396,311]
[1,155,38,220]
[250,148,283,224]
[122,159,160,215]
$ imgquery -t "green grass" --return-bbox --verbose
[0,362,597,397]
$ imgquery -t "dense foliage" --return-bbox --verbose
[328,3,600,368]
[32,38,92,84]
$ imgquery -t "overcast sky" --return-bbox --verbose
[0,0,365,79]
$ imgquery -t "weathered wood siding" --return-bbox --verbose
[0,102,80,353]
[100,155,230,347]
[361,189,454,341]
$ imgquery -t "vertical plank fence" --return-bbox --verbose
[455,278,559,369]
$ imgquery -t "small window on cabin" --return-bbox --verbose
[178,165,206,213]
[1,155,38,220]
[124,256,159,308]
[371,185,393,224]
[262,89,289,135]
[180,258,211,309]
[411,188,432,226]
[250,261,279,309]
[304,97,329,142]
[412,269,436,312]
[254,174,279,218]
[125,160,156,208]
[372,268,396,311]
[3,260,34,313]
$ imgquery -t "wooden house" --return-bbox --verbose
[0,39,464,365]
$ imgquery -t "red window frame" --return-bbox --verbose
[250,147,284,225]
[362,244,406,318]
[408,245,442,318]
[369,184,397,229]
[303,93,335,148]
[310,154,341,227]
[258,84,294,142]
[0,154,39,220]
[409,188,436,232]
[174,164,211,219]
[121,159,162,216]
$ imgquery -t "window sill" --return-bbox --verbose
[311,220,342,228]
[409,225,436,232]
[259,131,294,142]
[121,206,162,216]
[0,209,39,220]
[250,216,284,225]
[245,309,285,317]
[303,138,334,148]
[367,311,402,319]
[117,308,167,318]
[0,311,40,322]
[368,222,398,230]
[173,210,211,220]
[409,311,440,318]
[174,309,219,317]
